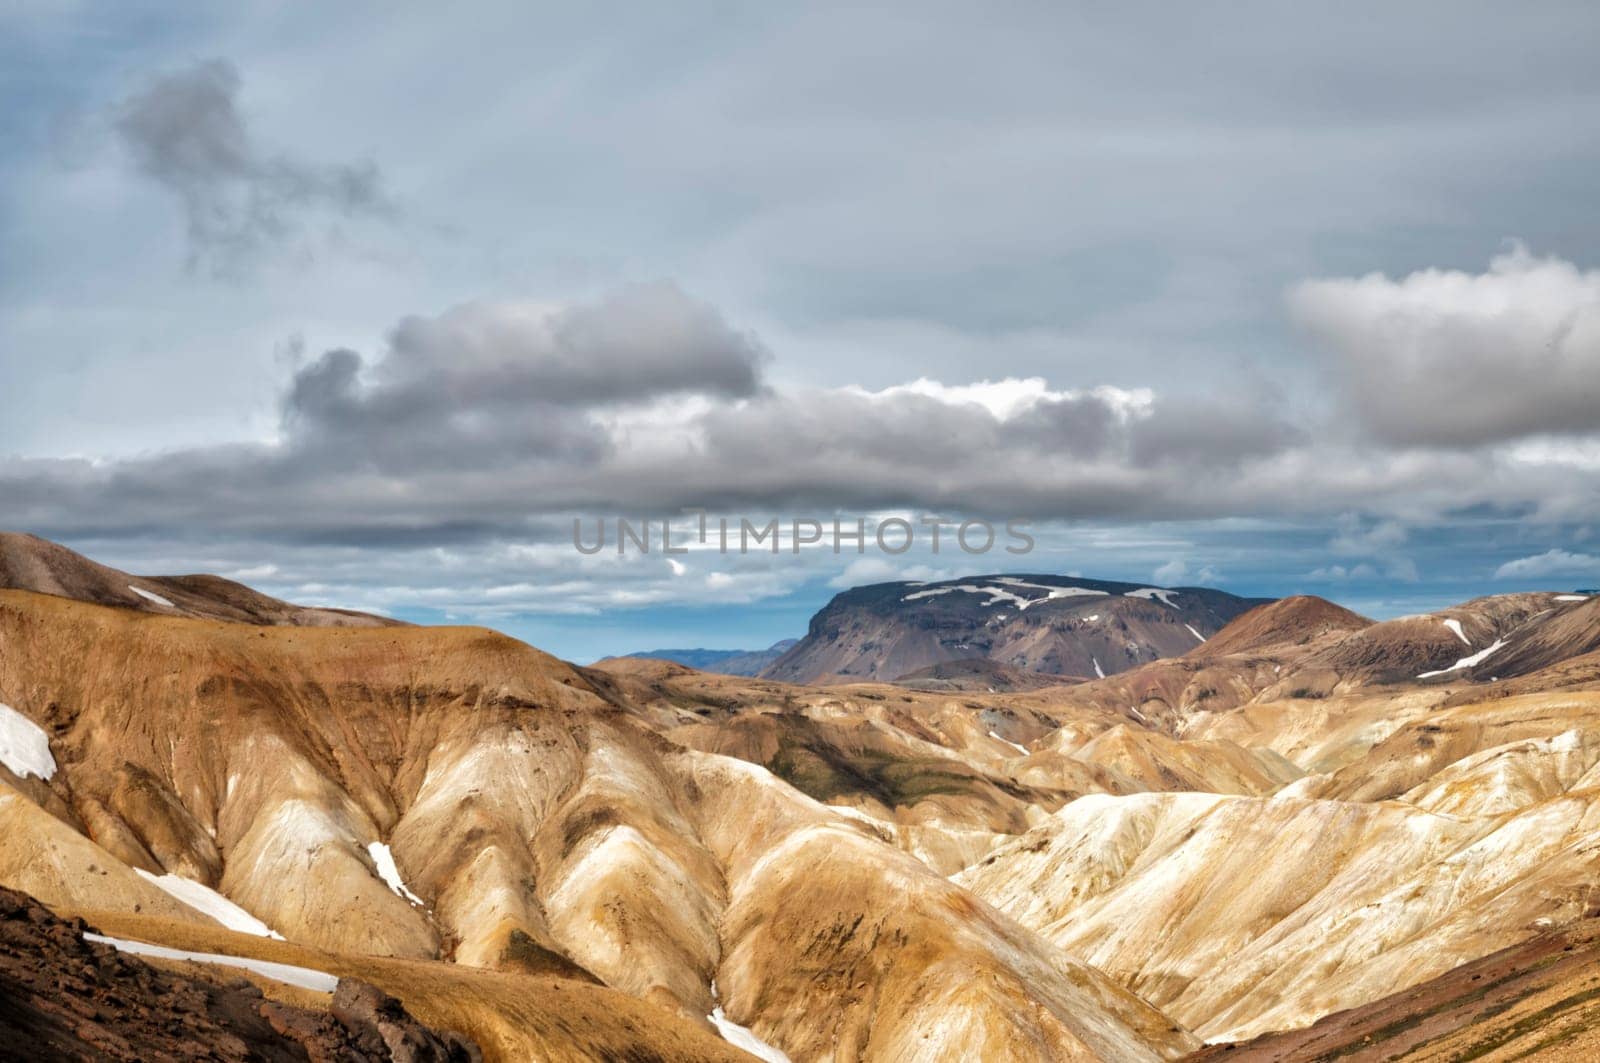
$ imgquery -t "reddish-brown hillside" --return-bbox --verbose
[1194,595,1371,658]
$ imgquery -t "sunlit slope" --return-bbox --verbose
[0,587,1196,1061]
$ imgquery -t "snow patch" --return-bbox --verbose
[709,983,791,1062]
[367,842,425,906]
[1085,614,1100,621]
[1185,624,1206,642]
[904,584,1027,609]
[128,585,176,609]
[0,703,55,781]
[1441,618,1470,646]
[1556,594,1589,602]
[1418,638,1508,679]
[905,580,1107,610]
[988,731,1029,755]
[1126,587,1178,607]
[992,577,1110,601]
[1092,657,1106,679]
[84,933,336,992]
[134,869,283,939]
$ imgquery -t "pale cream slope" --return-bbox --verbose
[961,693,1600,1043]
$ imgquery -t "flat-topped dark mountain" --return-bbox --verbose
[761,574,1270,684]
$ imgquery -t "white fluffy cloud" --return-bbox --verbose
[1494,548,1600,580]
[1291,247,1600,446]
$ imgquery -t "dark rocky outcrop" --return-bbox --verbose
[0,885,478,1062]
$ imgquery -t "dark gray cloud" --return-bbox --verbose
[280,282,764,474]
[2,281,1596,546]
[113,59,388,273]
[379,283,768,405]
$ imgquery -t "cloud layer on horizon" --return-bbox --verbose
[3,6,1599,651]
[4,251,1598,550]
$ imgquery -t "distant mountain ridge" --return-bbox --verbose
[603,639,799,676]
[761,574,1270,684]
[0,531,396,628]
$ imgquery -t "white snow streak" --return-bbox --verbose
[905,581,1107,611]
[1092,657,1106,679]
[988,731,1029,755]
[1418,638,1508,678]
[84,933,336,992]
[133,869,283,939]
[1185,624,1206,642]
[0,703,55,781]
[1441,618,1470,646]
[128,585,176,609]
[367,842,425,905]
[991,577,1110,601]
[1556,594,1589,602]
[1126,588,1178,607]
[709,982,791,1062]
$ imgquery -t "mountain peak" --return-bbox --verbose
[1198,595,1373,657]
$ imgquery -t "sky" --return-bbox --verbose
[2,2,1599,661]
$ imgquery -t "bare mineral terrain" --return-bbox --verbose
[3,532,1600,1060]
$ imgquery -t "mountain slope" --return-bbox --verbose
[0,884,478,1062]
[0,532,395,628]
[604,639,798,676]
[1184,913,1600,1061]
[1192,595,1371,658]
[0,585,1197,1062]
[762,575,1269,684]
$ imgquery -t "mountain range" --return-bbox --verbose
[2,531,1600,1060]
[602,640,799,677]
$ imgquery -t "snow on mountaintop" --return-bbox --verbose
[904,579,1109,611]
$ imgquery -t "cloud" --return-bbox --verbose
[278,282,765,477]
[1329,516,1408,555]
[1291,247,1600,447]
[826,558,957,588]
[1149,559,1222,585]
[113,59,389,273]
[1307,563,1379,582]
[1315,515,1418,582]
[5,277,1599,549]
[380,283,768,405]
[1494,548,1600,580]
